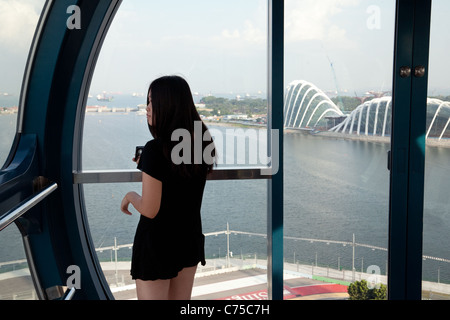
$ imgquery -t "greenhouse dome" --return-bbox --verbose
[284,80,450,141]
[284,80,344,130]
[329,97,450,140]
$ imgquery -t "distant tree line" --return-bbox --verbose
[430,95,450,102]
[333,94,450,114]
[331,96,366,113]
[198,96,267,117]
[198,94,448,117]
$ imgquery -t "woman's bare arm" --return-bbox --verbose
[121,172,162,219]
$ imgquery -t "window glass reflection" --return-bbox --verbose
[0,0,45,300]
[423,0,450,300]
[284,0,394,300]
[0,224,37,300]
[83,180,267,300]
[82,0,269,300]
[0,0,45,166]
[83,0,268,170]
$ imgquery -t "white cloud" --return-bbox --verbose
[0,0,42,51]
[285,0,359,44]
[222,28,240,39]
[217,0,267,47]
[217,19,266,53]
[241,20,265,44]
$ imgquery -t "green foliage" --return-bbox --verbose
[331,96,364,112]
[347,280,387,300]
[371,284,387,300]
[348,280,369,300]
[430,95,450,102]
[199,96,267,117]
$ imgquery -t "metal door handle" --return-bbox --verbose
[414,65,425,78]
[399,66,411,78]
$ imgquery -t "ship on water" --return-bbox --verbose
[96,92,113,102]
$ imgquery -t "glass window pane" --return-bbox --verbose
[82,0,269,300]
[423,0,450,300]
[0,224,37,300]
[0,0,45,166]
[0,0,46,300]
[83,0,268,170]
[284,0,394,300]
[83,180,267,300]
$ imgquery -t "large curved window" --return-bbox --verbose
[82,0,269,299]
[0,0,45,300]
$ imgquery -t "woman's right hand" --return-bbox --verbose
[120,193,133,215]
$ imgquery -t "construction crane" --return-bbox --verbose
[325,52,344,110]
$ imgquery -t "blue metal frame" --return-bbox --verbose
[0,0,121,299]
[267,0,284,300]
[389,0,431,300]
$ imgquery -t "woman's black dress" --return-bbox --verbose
[130,138,206,280]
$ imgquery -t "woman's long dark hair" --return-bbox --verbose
[147,75,216,177]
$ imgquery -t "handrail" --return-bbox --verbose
[63,287,76,300]
[0,182,58,231]
[92,228,450,265]
[73,167,271,184]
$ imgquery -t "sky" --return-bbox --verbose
[1,0,450,99]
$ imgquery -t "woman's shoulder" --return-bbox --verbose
[138,138,166,177]
[143,138,163,151]
[140,138,165,164]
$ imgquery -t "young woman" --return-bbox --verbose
[120,75,215,300]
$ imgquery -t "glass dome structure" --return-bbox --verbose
[329,96,392,137]
[284,79,450,142]
[329,97,450,140]
[283,80,344,130]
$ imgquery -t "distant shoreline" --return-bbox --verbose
[315,131,390,144]
[8,112,448,148]
[316,131,450,148]
[206,120,450,148]
[204,120,266,129]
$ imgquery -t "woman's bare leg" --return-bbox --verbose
[168,265,198,300]
[135,278,170,300]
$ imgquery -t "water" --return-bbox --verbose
[1,96,450,284]
[0,114,18,167]
[80,111,268,263]
[283,133,390,275]
[72,111,450,282]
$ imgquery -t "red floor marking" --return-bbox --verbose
[290,284,348,296]
[217,284,348,300]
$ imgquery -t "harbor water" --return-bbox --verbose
[1,95,450,284]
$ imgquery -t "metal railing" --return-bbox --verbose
[2,226,450,299]
[0,182,58,232]
[73,167,271,184]
[63,287,76,300]
[91,226,450,280]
